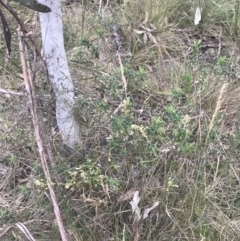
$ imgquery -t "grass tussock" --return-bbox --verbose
[2,0,240,240]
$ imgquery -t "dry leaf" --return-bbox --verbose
[130,190,141,222]
[141,25,154,32]
[143,33,148,44]
[145,64,153,72]
[130,191,160,222]
[118,188,136,203]
[194,7,202,25]
[133,226,142,241]
[148,33,159,45]
[142,11,149,25]
[134,29,145,34]
[150,23,157,31]
[142,201,159,220]
[117,53,127,96]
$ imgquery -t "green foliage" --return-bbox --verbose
[8,153,19,164]
[3,0,240,240]
[182,71,193,95]
[147,116,165,140]
[214,55,228,75]
[191,39,203,55]
[0,207,14,223]
[65,159,103,189]
[166,104,181,122]
[166,104,195,153]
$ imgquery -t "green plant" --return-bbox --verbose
[65,159,103,189]
[3,1,240,240]
[214,55,228,75]
[166,104,181,123]
[0,208,14,223]
[147,116,165,141]
[182,71,193,95]
[191,39,203,55]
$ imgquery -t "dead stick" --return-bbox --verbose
[18,29,68,241]
[0,87,25,96]
[0,225,13,239]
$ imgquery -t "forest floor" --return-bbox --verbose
[1,0,240,240]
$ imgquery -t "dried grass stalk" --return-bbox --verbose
[208,82,228,133]
[18,28,68,241]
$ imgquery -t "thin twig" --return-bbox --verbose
[0,87,25,96]
[15,222,36,241]
[0,225,13,239]
[117,52,127,98]
[0,0,41,55]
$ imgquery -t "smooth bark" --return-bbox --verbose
[38,0,80,148]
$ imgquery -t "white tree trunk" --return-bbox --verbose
[38,0,80,148]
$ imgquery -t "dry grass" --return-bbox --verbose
[1,0,240,240]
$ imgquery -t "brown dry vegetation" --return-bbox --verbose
[1,0,240,240]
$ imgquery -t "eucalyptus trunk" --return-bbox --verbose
[38,0,80,149]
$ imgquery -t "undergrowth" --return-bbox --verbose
[1,0,240,240]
